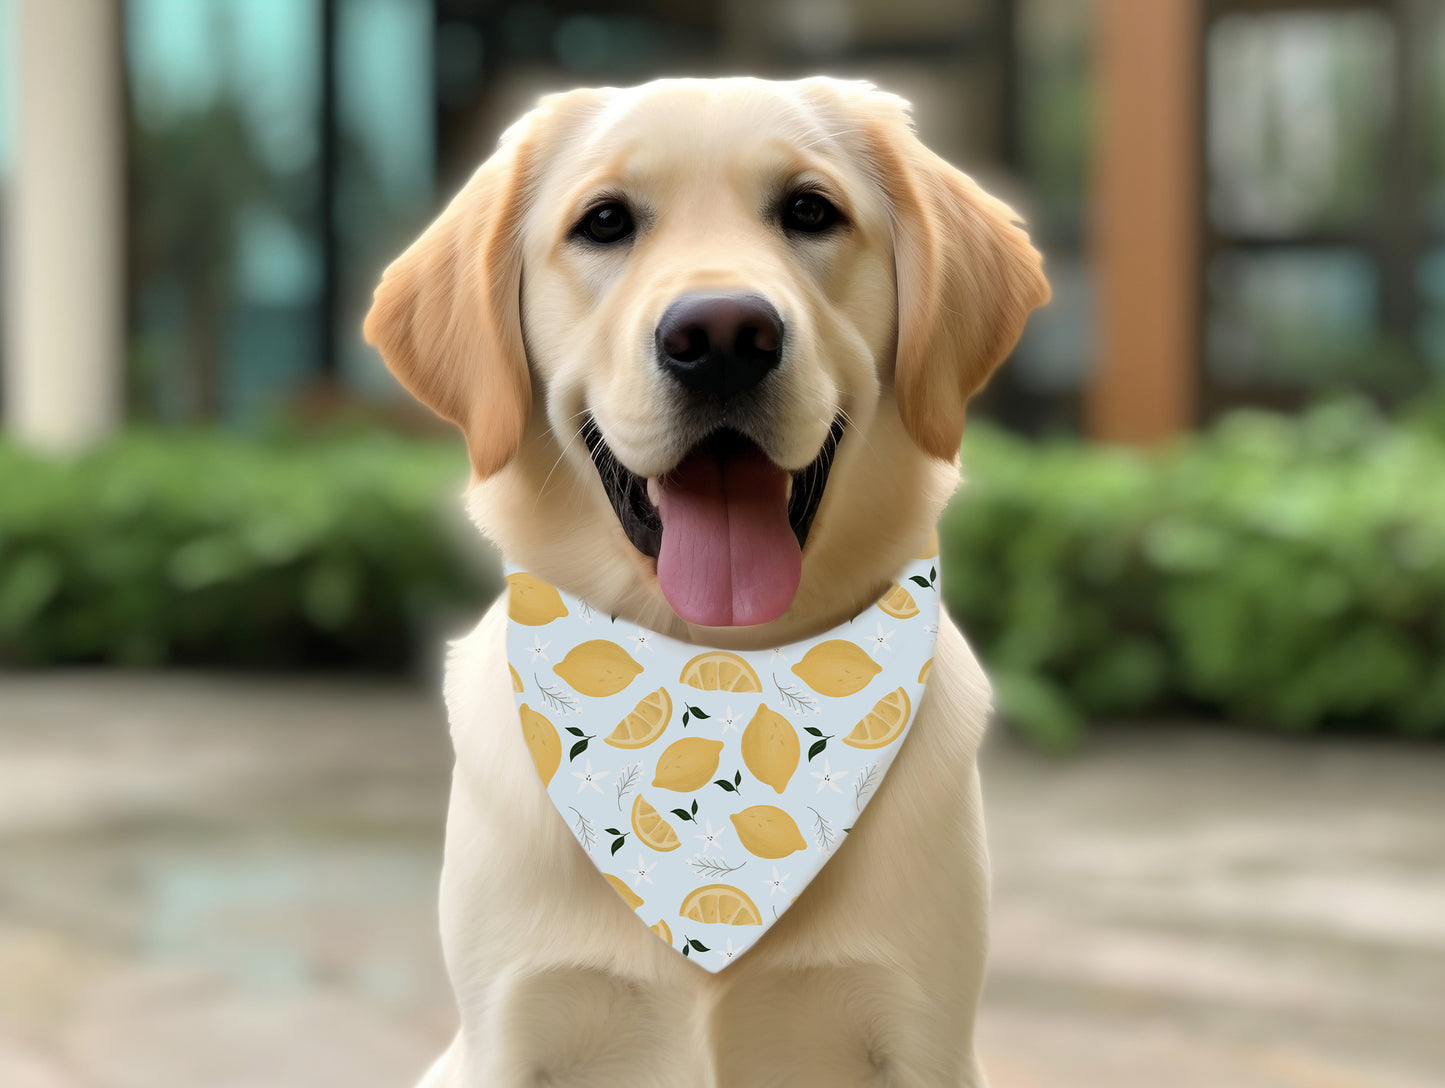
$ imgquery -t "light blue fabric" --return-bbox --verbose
[505,554,940,971]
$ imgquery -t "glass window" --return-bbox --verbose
[1208,10,1393,236]
[126,0,322,423]
[1423,9,1445,230]
[1206,249,1414,395]
[335,0,434,397]
[1018,0,1090,236]
[1418,250,1445,379]
[0,0,12,180]
[0,0,12,402]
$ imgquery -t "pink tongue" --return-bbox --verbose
[655,447,801,627]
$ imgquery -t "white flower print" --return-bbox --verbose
[719,705,741,735]
[526,635,551,662]
[626,854,654,887]
[810,758,846,794]
[718,938,739,961]
[770,647,790,664]
[764,867,791,897]
[923,623,939,638]
[692,820,728,852]
[571,759,609,795]
[630,628,655,653]
[867,621,895,654]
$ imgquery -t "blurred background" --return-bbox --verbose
[1,1,1442,1086]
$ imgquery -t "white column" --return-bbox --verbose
[3,0,124,452]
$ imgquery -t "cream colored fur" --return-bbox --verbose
[365,76,1049,1088]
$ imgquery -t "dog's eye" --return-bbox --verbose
[577,202,635,244]
[782,192,841,234]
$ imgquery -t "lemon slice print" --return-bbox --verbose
[518,703,561,785]
[650,918,672,945]
[652,737,724,792]
[605,688,672,749]
[842,686,911,749]
[506,572,568,626]
[679,651,762,692]
[730,805,807,859]
[631,794,682,852]
[792,640,881,697]
[554,640,644,698]
[602,872,644,911]
[876,581,920,620]
[741,705,799,794]
[918,657,933,684]
[679,884,762,925]
[914,528,939,560]
[508,662,524,693]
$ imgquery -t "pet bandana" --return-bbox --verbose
[504,539,940,972]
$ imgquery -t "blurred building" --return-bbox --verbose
[1,0,1443,450]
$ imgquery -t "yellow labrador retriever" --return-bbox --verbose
[366,76,1047,1088]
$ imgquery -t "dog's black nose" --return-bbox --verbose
[655,292,784,400]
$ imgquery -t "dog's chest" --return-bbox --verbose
[436,602,994,1086]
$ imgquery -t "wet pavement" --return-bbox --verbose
[1,672,1441,1087]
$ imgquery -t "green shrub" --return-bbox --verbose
[3,401,1440,745]
[944,399,1445,747]
[0,429,494,669]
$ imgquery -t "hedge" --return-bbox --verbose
[1,401,1441,743]
[945,399,1445,746]
[0,429,492,669]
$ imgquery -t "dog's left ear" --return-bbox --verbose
[363,123,540,479]
[867,105,1051,460]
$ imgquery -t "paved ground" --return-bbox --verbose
[0,672,1441,1088]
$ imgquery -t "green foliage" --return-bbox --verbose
[0,429,493,669]
[4,403,1442,745]
[944,399,1445,744]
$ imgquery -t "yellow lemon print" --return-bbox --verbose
[792,640,881,698]
[506,572,568,626]
[652,737,725,792]
[518,703,560,786]
[679,884,762,926]
[876,581,920,620]
[631,794,682,852]
[605,687,672,749]
[730,805,807,859]
[914,528,939,560]
[649,919,672,946]
[554,640,644,698]
[741,705,799,794]
[918,657,934,684]
[602,872,644,911]
[508,662,524,693]
[842,686,911,749]
[679,651,762,692]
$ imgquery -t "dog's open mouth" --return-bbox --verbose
[583,418,845,627]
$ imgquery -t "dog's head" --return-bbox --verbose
[365,77,1048,641]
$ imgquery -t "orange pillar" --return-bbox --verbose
[1088,0,1202,443]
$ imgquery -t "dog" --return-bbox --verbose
[365,76,1048,1088]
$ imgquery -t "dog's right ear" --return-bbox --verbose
[363,130,537,479]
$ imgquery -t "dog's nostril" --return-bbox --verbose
[737,322,779,357]
[664,327,709,364]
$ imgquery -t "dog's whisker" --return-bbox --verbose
[796,127,865,152]
[535,418,594,512]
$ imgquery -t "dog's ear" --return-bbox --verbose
[865,99,1051,460]
[363,126,537,478]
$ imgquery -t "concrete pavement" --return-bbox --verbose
[0,673,1440,1087]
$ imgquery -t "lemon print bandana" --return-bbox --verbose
[505,541,940,972]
